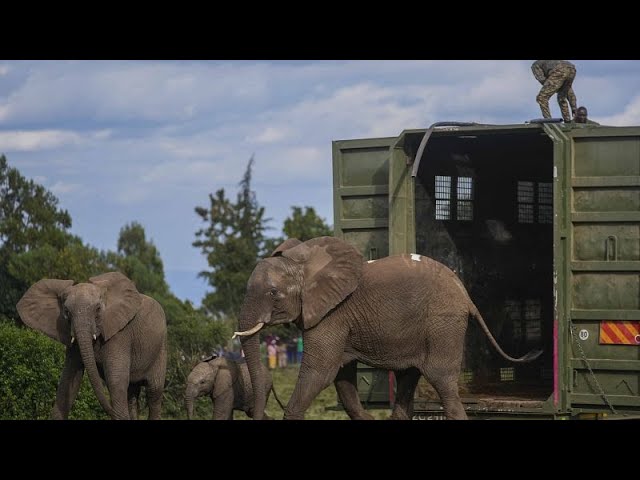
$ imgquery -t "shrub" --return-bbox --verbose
[0,321,108,420]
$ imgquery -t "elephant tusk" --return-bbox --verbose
[232,322,265,339]
[93,334,97,341]
[71,337,75,344]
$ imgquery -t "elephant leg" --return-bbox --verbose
[212,390,234,420]
[247,408,273,420]
[423,372,467,420]
[285,362,342,420]
[390,368,421,420]
[128,383,141,420]
[104,357,131,420]
[420,350,466,419]
[144,351,166,420]
[334,361,374,420]
[145,381,163,420]
[284,328,345,420]
[51,346,85,420]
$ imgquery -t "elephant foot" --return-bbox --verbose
[350,411,375,420]
[390,410,412,420]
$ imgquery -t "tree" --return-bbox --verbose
[0,155,72,255]
[283,206,333,241]
[112,222,169,296]
[0,155,77,320]
[7,237,109,287]
[193,156,271,318]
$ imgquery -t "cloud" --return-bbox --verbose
[0,61,272,128]
[596,94,640,125]
[92,129,113,140]
[0,65,9,76]
[49,181,81,195]
[141,158,239,187]
[248,126,290,144]
[255,146,326,183]
[0,129,82,152]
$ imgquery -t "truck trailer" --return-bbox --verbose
[332,120,640,419]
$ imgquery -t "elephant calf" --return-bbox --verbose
[185,355,284,420]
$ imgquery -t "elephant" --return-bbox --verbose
[233,236,542,420]
[16,272,167,420]
[184,354,285,420]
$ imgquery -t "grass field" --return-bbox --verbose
[232,365,392,420]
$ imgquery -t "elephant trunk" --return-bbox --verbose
[76,328,115,418]
[185,387,196,420]
[240,333,266,420]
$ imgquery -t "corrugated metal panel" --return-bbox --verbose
[332,137,394,405]
[566,128,640,410]
[332,137,394,259]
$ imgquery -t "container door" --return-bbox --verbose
[560,126,640,414]
[332,137,394,406]
[332,137,394,260]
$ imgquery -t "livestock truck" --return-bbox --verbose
[331,120,640,419]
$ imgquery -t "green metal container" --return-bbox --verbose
[332,121,640,419]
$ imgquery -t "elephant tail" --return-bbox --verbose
[270,385,286,411]
[470,304,543,363]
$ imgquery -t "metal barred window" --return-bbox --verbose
[538,182,553,224]
[435,175,473,221]
[457,177,473,221]
[517,181,535,223]
[518,181,552,224]
[435,175,451,220]
[506,299,542,343]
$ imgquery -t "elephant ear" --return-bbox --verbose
[270,238,302,257]
[89,272,142,341]
[16,279,75,345]
[282,236,363,329]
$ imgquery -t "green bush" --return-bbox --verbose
[0,321,108,420]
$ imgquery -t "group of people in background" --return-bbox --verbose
[531,60,599,125]
[264,335,303,369]
[212,334,303,369]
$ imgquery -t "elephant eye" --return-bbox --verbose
[269,288,278,297]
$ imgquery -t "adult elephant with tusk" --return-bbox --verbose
[234,236,542,420]
[16,272,167,420]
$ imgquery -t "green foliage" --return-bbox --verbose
[7,238,109,286]
[105,221,170,296]
[282,206,333,242]
[0,155,82,321]
[0,155,72,255]
[194,156,271,318]
[0,321,108,420]
[158,294,231,356]
[116,222,169,295]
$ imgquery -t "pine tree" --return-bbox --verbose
[193,156,270,318]
[283,206,333,241]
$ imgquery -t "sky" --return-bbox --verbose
[1,60,639,306]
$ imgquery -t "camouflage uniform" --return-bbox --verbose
[531,60,577,122]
